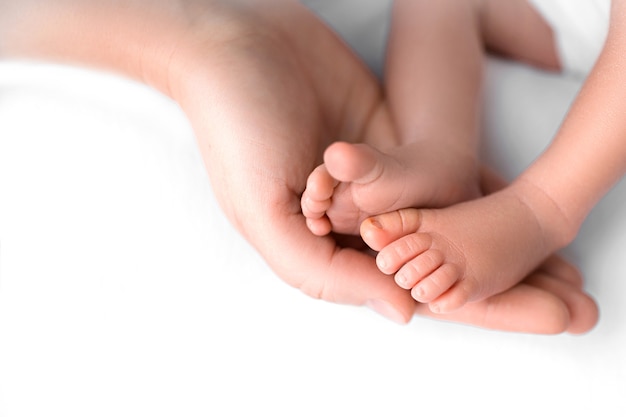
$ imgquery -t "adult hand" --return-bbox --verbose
[169,1,598,331]
[168,1,415,321]
[0,0,414,322]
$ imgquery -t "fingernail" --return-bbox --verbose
[366,299,406,324]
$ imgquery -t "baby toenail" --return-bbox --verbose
[377,256,387,270]
[369,218,383,229]
[413,285,424,299]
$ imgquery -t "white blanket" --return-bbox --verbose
[529,0,610,76]
[1,4,625,417]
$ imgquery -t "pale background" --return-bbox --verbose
[1,1,625,416]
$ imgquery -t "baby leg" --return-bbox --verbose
[302,0,487,237]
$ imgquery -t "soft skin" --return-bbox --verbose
[0,0,599,332]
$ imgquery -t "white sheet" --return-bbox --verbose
[529,0,610,76]
[1,7,625,417]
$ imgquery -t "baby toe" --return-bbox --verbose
[374,232,433,275]
[305,216,332,237]
[428,280,471,314]
[394,248,443,290]
[411,263,459,303]
[301,195,331,219]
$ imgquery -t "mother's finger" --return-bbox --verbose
[414,282,572,334]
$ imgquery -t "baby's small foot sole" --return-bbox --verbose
[303,140,481,237]
[301,142,408,236]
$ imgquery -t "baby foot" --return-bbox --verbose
[301,141,479,236]
[360,185,570,313]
